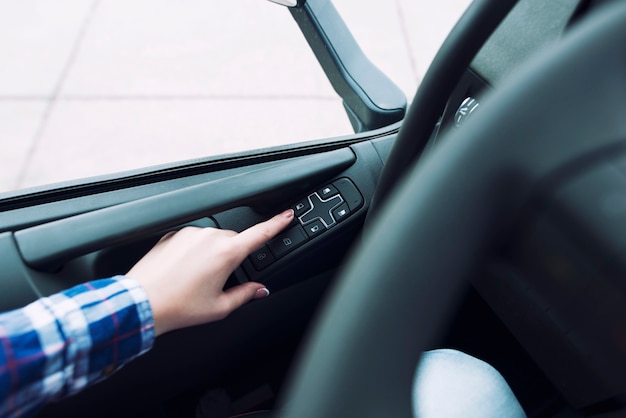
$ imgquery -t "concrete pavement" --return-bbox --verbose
[0,0,470,192]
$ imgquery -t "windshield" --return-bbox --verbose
[0,0,470,193]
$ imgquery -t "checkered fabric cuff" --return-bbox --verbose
[1,276,155,418]
[44,276,156,395]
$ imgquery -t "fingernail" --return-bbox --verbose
[282,209,294,219]
[255,287,271,298]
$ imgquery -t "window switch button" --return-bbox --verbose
[332,203,350,223]
[317,184,339,199]
[293,198,312,217]
[303,219,326,238]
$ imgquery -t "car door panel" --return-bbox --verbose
[0,130,393,417]
[15,148,356,271]
[0,131,392,325]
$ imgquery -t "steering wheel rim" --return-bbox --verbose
[277,2,626,417]
[368,0,518,220]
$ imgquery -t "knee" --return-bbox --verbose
[412,349,526,418]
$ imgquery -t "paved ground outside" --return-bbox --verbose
[0,0,471,193]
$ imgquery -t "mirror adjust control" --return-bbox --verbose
[304,219,326,238]
[332,203,350,223]
[317,184,339,199]
[250,245,275,271]
[268,225,308,258]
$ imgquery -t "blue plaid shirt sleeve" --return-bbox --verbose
[0,276,155,418]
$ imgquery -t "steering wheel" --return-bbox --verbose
[276,2,626,417]
[368,0,518,219]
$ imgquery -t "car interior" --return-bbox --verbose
[1,0,626,416]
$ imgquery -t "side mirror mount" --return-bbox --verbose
[267,0,407,133]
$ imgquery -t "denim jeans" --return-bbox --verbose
[413,349,527,418]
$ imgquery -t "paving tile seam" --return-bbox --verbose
[393,0,422,85]
[14,0,101,190]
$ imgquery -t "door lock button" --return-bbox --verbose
[250,245,275,271]
[268,225,308,258]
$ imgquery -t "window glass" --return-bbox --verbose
[0,0,470,193]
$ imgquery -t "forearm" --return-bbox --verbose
[0,210,292,418]
[0,277,155,418]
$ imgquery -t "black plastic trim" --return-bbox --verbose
[0,123,400,213]
[0,233,40,311]
[290,0,406,132]
[15,148,356,271]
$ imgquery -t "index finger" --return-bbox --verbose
[232,209,295,255]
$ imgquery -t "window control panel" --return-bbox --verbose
[249,177,363,271]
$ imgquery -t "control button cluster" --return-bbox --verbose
[248,178,363,271]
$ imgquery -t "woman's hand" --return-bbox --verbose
[127,209,294,336]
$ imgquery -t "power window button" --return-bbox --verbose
[332,203,350,223]
[293,199,312,217]
[318,184,339,199]
[304,219,326,238]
